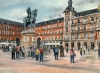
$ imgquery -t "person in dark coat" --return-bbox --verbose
[59,45,64,57]
[11,46,15,59]
[54,45,59,60]
[80,48,82,56]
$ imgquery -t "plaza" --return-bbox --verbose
[0,48,100,73]
[0,0,100,73]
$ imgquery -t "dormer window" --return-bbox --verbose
[77,19,80,23]
[71,20,74,24]
[91,17,94,21]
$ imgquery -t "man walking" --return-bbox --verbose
[39,47,44,62]
[11,46,15,59]
[54,45,59,60]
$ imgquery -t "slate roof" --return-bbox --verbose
[35,17,64,27]
[0,18,23,26]
[75,8,99,17]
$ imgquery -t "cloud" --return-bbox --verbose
[48,7,63,19]
[0,0,100,23]
[73,0,100,12]
[10,8,27,22]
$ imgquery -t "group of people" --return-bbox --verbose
[2,44,93,64]
[80,46,90,56]
[11,45,44,62]
[53,45,64,60]
[2,45,11,52]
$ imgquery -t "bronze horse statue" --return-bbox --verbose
[23,7,38,29]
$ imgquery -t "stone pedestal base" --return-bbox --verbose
[21,29,36,56]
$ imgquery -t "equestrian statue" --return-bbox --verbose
[23,7,38,29]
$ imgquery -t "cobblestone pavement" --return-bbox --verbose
[0,49,100,73]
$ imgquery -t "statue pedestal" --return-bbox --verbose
[21,29,36,56]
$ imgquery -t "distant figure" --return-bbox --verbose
[39,47,44,62]
[22,46,25,57]
[35,48,39,61]
[84,46,86,54]
[28,47,31,57]
[53,46,55,56]
[11,46,15,59]
[59,45,64,57]
[87,46,90,53]
[54,45,59,60]
[66,46,69,53]
[80,48,82,56]
[16,45,20,58]
[31,46,35,58]
[70,48,75,63]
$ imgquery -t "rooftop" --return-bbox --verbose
[0,18,23,26]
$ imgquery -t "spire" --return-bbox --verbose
[68,0,73,8]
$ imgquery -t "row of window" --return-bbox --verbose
[42,30,63,35]
[67,16,97,25]
[44,36,63,40]
[65,32,95,40]
[42,24,63,30]
[0,30,20,35]
[71,24,97,31]
[0,25,22,31]
[71,32,95,39]
[0,36,12,40]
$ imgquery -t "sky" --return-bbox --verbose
[0,0,100,23]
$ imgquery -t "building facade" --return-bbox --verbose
[1,0,100,49]
[63,0,100,49]
[34,18,64,48]
[0,18,23,45]
[33,0,100,50]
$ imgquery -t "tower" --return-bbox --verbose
[63,0,76,49]
[68,0,73,8]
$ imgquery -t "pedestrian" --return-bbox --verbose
[84,46,86,55]
[66,46,69,53]
[11,46,15,59]
[30,47,32,57]
[34,46,36,58]
[31,46,35,58]
[35,48,39,61]
[22,46,25,57]
[87,46,90,53]
[19,46,22,57]
[80,48,82,56]
[28,47,31,57]
[54,45,59,60]
[53,46,55,56]
[16,45,20,58]
[59,45,64,57]
[70,48,75,63]
[39,46,44,62]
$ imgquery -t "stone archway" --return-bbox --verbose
[91,42,94,49]
[37,37,41,48]
[77,42,80,50]
[16,38,20,45]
